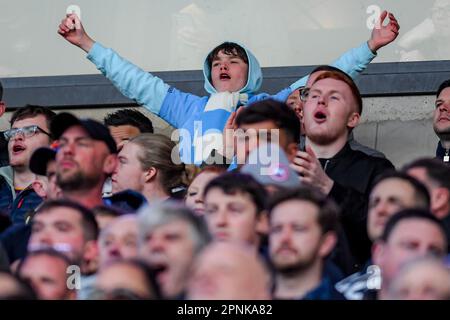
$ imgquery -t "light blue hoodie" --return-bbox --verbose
[87,41,376,164]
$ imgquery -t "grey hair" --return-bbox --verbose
[137,201,211,253]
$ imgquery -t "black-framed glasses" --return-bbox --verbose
[4,125,51,141]
[300,87,310,102]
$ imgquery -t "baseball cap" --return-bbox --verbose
[103,189,148,213]
[50,112,117,154]
[241,143,301,189]
[29,147,57,176]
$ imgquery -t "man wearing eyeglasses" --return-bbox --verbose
[0,105,56,224]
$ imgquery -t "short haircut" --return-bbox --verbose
[101,259,162,300]
[371,171,431,209]
[9,105,56,131]
[129,133,186,195]
[310,65,344,77]
[236,99,301,144]
[203,172,268,215]
[35,199,99,241]
[402,158,450,191]
[380,209,447,246]
[207,42,249,68]
[17,248,74,275]
[312,70,363,115]
[268,187,340,234]
[103,109,154,133]
[436,79,450,98]
[92,205,125,219]
[138,201,211,254]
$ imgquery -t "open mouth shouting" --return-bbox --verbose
[313,108,328,123]
[12,143,26,156]
[219,73,231,81]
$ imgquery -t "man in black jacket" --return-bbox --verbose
[433,79,450,164]
[291,69,394,267]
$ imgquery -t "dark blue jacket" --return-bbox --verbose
[436,141,450,165]
[0,166,42,224]
[303,276,346,300]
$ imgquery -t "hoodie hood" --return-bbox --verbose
[203,42,262,95]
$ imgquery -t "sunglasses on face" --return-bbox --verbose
[4,125,51,141]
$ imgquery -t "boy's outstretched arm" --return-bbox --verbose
[367,11,400,53]
[57,14,202,129]
[287,10,400,92]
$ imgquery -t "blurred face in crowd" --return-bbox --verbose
[302,77,360,145]
[204,188,266,247]
[236,121,297,165]
[368,178,422,241]
[269,200,336,273]
[19,254,75,300]
[95,262,157,300]
[210,50,248,93]
[0,273,32,300]
[28,207,97,265]
[185,171,221,216]
[287,89,302,120]
[8,115,51,169]
[108,125,141,152]
[373,218,447,290]
[99,215,139,267]
[46,160,62,199]
[139,219,196,299]
[32,160,62,201]
[406,167,449,219]
[386,259,450,300]
[187,242,270,300]
[57,125,115,191]
[111,141,145,194]
[434,87,450,141]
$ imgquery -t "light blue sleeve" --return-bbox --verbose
[289,41,377,91]
[87,42,170,115]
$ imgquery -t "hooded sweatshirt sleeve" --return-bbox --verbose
[87,42,204,129]
[289,41,377,91]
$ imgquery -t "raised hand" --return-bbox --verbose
[222,107,244,159]
[368,11,400,52]
[57,13,94,53]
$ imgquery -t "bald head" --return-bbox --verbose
[187,242,271,300]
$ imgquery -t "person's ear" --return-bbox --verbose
[347,112,361,129]
[256,210,269,236]
[318,231,337,258]
[144,167,157,183]
[431,187,450,219]
[371,240,385,267]
[286,143,299,163]
[32,179,47,199]
[0,101,6,117]
[103,154,118,175]
[82,240,99,273]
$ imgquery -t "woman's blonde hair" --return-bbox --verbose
[130,133,186,195]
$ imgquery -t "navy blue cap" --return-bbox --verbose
[51,112,117,154]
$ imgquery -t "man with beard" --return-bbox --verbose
[291,69,394,266]
[268,187,345,300]
[433,79,450,164]
[51,113,118,209]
